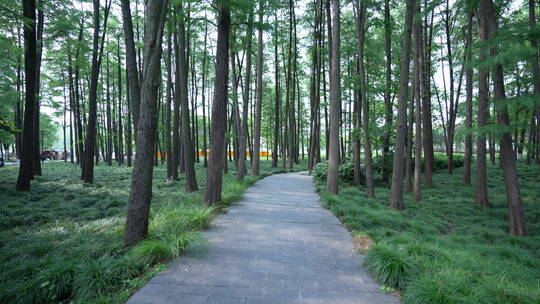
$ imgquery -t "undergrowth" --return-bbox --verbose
[316,160,540,304]
[0,159,306,304]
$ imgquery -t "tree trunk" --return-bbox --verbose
[422,3,434,187]
[121,0,142,132]
[529,0,540,165]
[272,13,280,168]
[354,0,373,197]
[463,11,474,184]
[165,25,173,180]
[16,0,37,191]
[476,8,490,207]
[326,0,341,194]
[204,1,231,206]
[177,8,198,192]
[82,0,111,183]
[238,9,254,180]
[479,0,528,236]
[201,18,209,168]
[252,0,264,176]
[172,24,182,180]
[413,0,422,201]
[124,0,169,246]
[389,0,414,210]
[382,0,392,183]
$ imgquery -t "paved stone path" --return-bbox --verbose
[127,172,398,304]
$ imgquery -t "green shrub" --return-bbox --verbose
[364,243,417,289]
[312,161,363,184]
[402,270,477,304]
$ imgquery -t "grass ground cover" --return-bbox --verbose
[315,161,540,303]
[0,159,305,304]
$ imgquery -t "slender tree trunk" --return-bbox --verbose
[82,0,111,183]
[252,0,264,176]
[389,0,414,210]
[272,13,280,168]
[32,2,43,177]
[382,0,392,183]
[117,39,124,165]
[238,9,254,180]
[201,18,209,168]
[529,0,540,164]
[177,8,198,192]
[463,11,474,184]
[326,0,341,194]
[413,0,422,201]
[479,0,527,236]
[165,25,173,180]
[354,0,373,197]
[476,5,490,207]
[422,3,434,186]
[172,24,181,180]
[124,0,168,246]
[204,2,231,206]
[16,0,37,191]
[121,0,142,132]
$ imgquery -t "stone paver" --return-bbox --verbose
[127,172,398,304]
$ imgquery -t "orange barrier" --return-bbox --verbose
[157,151,271,158]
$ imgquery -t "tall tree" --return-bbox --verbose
[16,0,38,191]
[463,10,473,184]
[381,0,392,183]
[204,1,231,206]
[529,0,540,164]
[252,0,264,176]
[238,7,254,180]
[479,0,527,236]
[120,0,142,142]
[326,0,341,194]
[82,0,111,183]
[389,0,414,210]
[124,0,169,246]
[354,0,374,197]
[412,0,423,201]
[177,5,198,192]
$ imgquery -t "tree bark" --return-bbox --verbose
[252,0,264,176]
[413,0,422,201]
[82,0,111,183]
[238,8,254,180]
[204,1,231,206]
[529,0,540,164]
[382,0,392,183]
[389,0,414,210]
[326,0,341,194]
[177,7,198,192]
[463,11,474,184]
[121,0,142,132]
[479,0,528,236]
[354,0,373,197]
[16,0,37,191]
[124,0,169,246]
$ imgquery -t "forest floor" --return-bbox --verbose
[315,161,540,304]
[127,171,398,304]
[0,159,305,304]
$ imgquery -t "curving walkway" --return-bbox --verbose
[127,171,398,304]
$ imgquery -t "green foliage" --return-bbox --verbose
[365,243,417,289]
[312,160,364,184]
[317,162,540,303]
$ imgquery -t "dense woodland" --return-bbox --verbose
[0,0,539,302]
